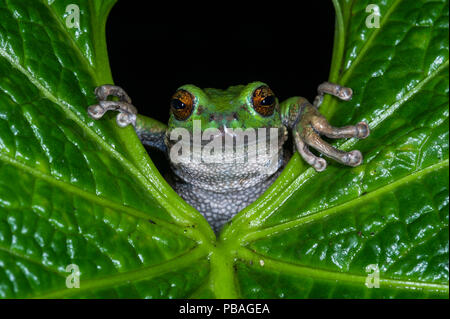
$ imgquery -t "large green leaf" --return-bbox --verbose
[0,0,448,298]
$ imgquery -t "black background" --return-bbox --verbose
[105,1,336,124]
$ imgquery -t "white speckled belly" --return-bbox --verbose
[166,127,288,232]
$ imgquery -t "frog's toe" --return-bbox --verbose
[87,104,106,119]
[116,112,136,127]
[315,82,353,107]
[95,84,132,103]
[294,130,328,172]
[344,150,363,167]
[312,157,327,172]
[356,122,370,139]
[336,86,353,101]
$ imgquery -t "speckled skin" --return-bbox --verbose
[166,127,289,232]
[163,83,289,232]
[87,82,370,233]
[174,167,283,232]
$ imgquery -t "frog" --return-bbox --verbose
[87,82,369,232]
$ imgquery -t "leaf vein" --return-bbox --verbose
[238,248,449,293]
[243,159,449,242]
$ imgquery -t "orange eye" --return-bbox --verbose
[170,90,195,120]
[252,86,276,116]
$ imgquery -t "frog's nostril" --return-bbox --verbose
[210,114,226,122]
[210,114,219,122]
[225,112,238,121]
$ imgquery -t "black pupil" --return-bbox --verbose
[171,99,185,109]
[261,95,275,106]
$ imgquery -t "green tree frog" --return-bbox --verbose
[88,82,369,232]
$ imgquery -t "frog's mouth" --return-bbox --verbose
[163,126,288,192]
[165,126,288,155]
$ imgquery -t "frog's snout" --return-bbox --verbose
[209,112,239,122]
[209,112,240,133]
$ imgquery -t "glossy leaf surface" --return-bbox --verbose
[0,0,448,298]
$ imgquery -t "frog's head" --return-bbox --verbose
[167,81,282,132]
[165,82,288,191]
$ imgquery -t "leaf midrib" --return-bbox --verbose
[242,159,449,242]
[41,0,98,81]
[0,41,207,236]
[340,0,403,84]
[0,152,195,240]
[237,248,449,294]
[1,0,214,237]
[33,246,208,298]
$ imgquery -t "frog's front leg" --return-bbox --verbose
[281,82,369,171]
[87,85,167,152]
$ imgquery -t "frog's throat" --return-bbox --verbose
[164,126,288,193]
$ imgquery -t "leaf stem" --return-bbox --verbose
[208,243,240,298]
[329,0,346,83]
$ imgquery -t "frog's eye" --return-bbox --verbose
[252,86,276,117]
[170,89,195,120]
